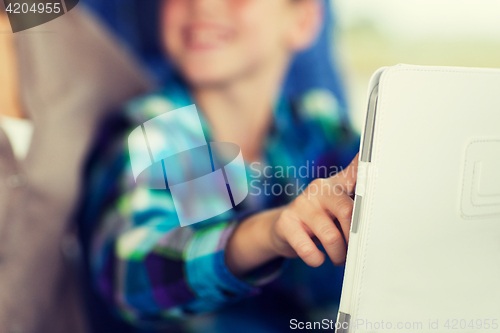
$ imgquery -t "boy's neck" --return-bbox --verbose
[192,55,289,162]
[0,13,24,119]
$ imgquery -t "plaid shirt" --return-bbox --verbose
[79,78,359,333]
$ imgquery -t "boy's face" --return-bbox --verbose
[161,0,321,87]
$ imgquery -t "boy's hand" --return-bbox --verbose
[269,155,358,267]
[226,154,358,276]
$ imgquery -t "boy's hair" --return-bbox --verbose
[0,1,6,13]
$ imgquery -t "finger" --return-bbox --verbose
[330,153,359,195]
[283,220,325,267]
[316,190,354,243]
[307,210,347,266]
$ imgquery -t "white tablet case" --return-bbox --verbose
[336,64,500,333]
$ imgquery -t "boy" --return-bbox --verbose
[82,0,359,331]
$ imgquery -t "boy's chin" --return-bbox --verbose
[182,69,240,88]
[177,55,258,88]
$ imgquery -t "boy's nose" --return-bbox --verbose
[189,0,225,19]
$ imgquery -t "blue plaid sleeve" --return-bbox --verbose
[84,86,357,328]
[90,166,271,326]
[88,125,279,327]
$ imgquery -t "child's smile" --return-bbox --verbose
[183,22,234,52]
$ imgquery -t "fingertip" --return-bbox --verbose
[352,152,360,165]
[330,248,348,267]
[305,251,325,268]
[331,258,346,267]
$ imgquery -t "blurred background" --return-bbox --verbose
[333,0,500,132]
[81,0,500,134]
